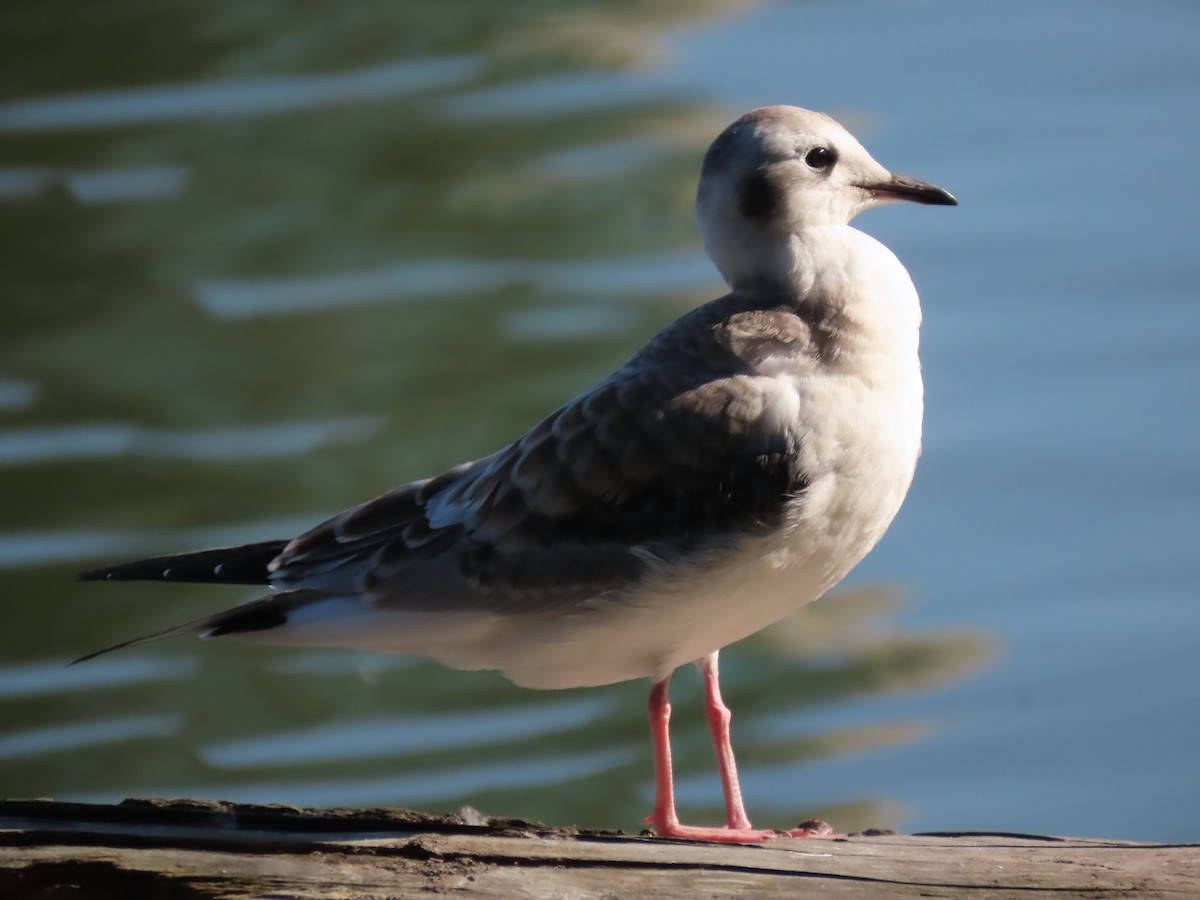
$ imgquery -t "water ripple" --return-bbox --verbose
[193,252,712,318]
[0,657,196,699]
[265,651,417,677]
[0,715,182,760]
[200,696,615,768]
[534,135,674,179]
[0,166,191,203]
[0,515,319,569]
[0,415,383,466]
[442,70,646,120]
[503,306,636,341]
[0,56,484,132]
[0,377,37,411]
[76,745,637,808]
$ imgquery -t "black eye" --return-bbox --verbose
[804,147,835,170]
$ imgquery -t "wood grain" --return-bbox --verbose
[1,799,1195,898]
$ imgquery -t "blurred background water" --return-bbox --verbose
[1,0,1197,841]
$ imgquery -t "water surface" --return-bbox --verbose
[1,0,1196,840]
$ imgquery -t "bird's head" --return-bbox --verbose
[695,106,956,288]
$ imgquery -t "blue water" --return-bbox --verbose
[1,0,1197,840]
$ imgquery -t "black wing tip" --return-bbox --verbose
[76,564,177,582]
[67,637,139,666]
[77,559,175,582]
[204,605,289,637]
[75,540,289,585]
[77,567,123,582]
[70,594,305,665]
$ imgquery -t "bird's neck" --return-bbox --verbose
[720,225,923,367]
[716,225,847,292]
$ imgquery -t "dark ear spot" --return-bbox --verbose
[737,170,781,221]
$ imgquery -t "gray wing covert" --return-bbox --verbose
[270,367,807,615]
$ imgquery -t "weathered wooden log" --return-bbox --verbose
[0,798,1195,898]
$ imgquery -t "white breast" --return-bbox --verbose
[489,233,924,690]
[430,226,924,691]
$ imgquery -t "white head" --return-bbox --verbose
[696,106,955,289]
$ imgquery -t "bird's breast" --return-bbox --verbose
[487,364,922,691]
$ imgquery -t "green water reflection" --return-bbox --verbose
[0,0,989,833]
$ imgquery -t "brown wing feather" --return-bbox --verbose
[268,295,820,613]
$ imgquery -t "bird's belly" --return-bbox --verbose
[464,374,921,691]
[491,455,916,690]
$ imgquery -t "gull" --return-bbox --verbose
[77,106,956,842]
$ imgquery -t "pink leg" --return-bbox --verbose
[641,655,833,843]
[641,676,685,834]
[698,652,753,830]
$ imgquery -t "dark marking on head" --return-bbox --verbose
[737,169,781,222]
